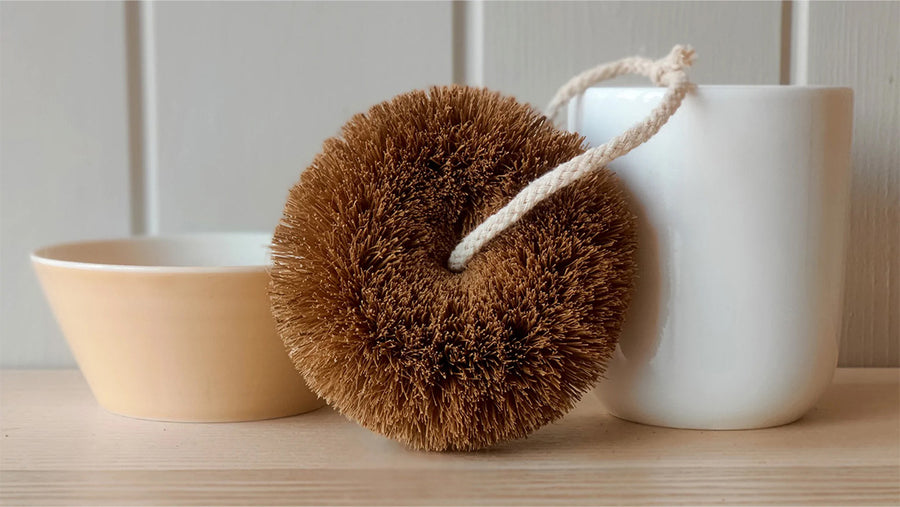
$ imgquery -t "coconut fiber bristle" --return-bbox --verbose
[269,86,637,451]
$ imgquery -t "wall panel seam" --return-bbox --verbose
[124,2,145,235]
[452,0,483,87]
[789,0,810,85]
[779,0,793,85]
[138,0,160,235]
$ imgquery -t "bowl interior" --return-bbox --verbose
[32,232,272,271]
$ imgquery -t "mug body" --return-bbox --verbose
[570,86,853,429]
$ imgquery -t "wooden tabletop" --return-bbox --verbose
[1,368,898,506]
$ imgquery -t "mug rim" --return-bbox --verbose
[585,84,852,93]
[31,232,272,274]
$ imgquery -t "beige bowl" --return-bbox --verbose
[32,233,324,422]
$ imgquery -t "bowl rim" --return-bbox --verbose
[30,232,273,274]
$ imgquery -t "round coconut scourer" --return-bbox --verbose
[269,85,637,451]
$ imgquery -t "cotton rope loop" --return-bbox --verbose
[447,44,696,272]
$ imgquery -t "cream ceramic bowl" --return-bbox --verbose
[32,233,324,422]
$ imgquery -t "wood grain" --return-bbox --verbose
[1,368,897,505]
[806,1,900,367]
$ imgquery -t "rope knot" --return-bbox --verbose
[449,44,697,272]
[650,45,696,87]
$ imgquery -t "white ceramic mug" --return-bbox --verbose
[570,86,853,429]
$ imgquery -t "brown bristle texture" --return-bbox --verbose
[269,85,637,452]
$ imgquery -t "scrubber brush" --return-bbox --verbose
[269,46,694,451]
[269,86,636,451]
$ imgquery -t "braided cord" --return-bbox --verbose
[447,45,695,272]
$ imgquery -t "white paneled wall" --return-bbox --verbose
[1,2,132,367]
[0,0,453,367]
[150,2,452,234]
[481,1,783,105]
[805,1,900,366]
[1,1,897,367]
